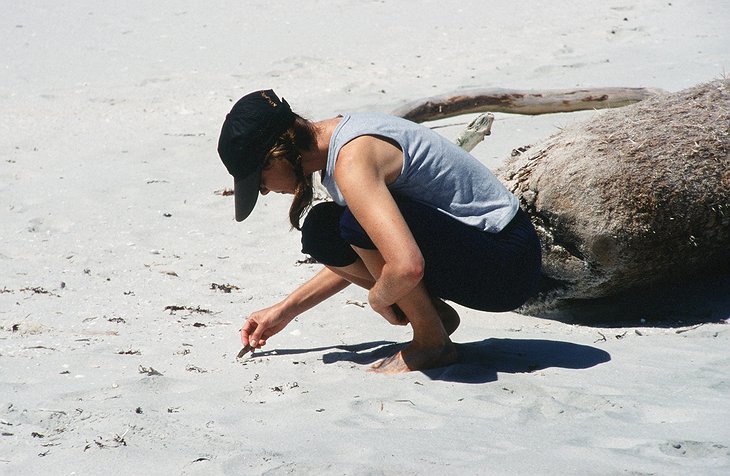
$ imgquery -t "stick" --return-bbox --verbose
[393,87,664,122]
[237,344,254,359]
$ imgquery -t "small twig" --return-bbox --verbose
[20,286,60,297]
[594,332,607,343]
[38,409,67,415]
[294,257,318,266]
[164,305,213,315]
[210,283,240,293]
[113,428,130,446]
[138,366,163,376]
[675,324,704,334]
[185,364,207,373]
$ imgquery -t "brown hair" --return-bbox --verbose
[264,115,317,230]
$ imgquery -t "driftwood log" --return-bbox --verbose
[494,79,730,313]
[393,87,664,122]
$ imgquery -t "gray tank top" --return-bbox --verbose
[322,112,518,233]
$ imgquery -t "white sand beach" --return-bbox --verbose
[1,1,729,474]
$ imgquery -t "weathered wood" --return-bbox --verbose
[394,87,664,123]
[455,113,494,152]
[496,79,730,314]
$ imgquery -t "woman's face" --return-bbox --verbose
[260,158,297,195]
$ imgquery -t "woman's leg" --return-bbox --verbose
[340,197,541,312]
[301,202,460,337]
[353,247,457,373]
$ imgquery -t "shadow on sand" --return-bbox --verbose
[321,338,611,384]
[531,273,730,327]
[247,275,730,383]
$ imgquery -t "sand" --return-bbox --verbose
[1,1,729,474]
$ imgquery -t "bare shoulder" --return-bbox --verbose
[336,135,403,184]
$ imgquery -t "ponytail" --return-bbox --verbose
[264,115,317,230]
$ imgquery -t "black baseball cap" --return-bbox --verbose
[217,90,295,221]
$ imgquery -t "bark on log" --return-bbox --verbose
[394,87,664,123]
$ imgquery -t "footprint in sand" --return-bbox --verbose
[659,440,729,458]
[336,398,443,431]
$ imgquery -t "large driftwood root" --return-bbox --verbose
[496,79,730,312]
[394,87,663,122]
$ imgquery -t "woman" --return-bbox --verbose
[217,89,541,373]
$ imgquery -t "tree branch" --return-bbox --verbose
[393,87,664,122]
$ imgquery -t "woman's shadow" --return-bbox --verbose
[322,338,611,384]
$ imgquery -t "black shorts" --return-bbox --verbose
[300,197,541,312]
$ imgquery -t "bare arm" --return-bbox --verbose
[334,136,459,373]
[242,267,350,348]
[333,137,425,315]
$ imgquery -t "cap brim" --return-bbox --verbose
[234,168,262,222]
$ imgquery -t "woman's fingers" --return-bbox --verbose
[243,317,273,348]
[240,317,261,346]
[239,303,290,349]
[249,327,265,348]
[378,304,408,326]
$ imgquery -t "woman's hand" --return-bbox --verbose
[240,303,293,349]
[369,292,409,326]
[238,268,351,351]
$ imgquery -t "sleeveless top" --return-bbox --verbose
[322,112,518,233]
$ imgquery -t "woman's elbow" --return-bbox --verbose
[397,256,425,284]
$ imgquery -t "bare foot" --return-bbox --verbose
[369,340,458,374]
[433,298,460,336]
